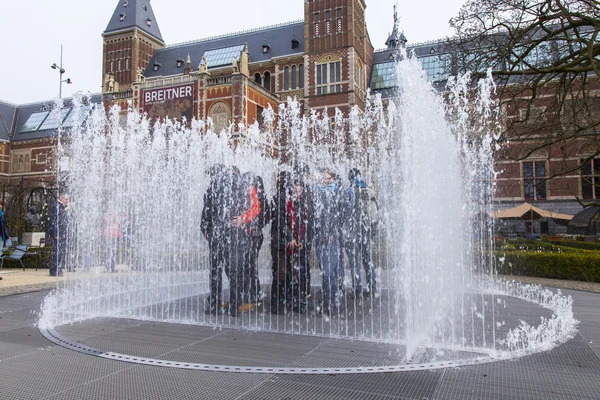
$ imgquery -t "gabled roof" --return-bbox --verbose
[104,0,163,43]
[12,94,103,142]
[0,100,17,141]
[144,21,304,78]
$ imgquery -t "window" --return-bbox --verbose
[418,54,451,82]
[523,161,546,200]
[145,18,152,27]
[257,105,264,128]
[119,13,126,22]
[263,71,271,91]
[316,60,341,95]
[36,153,48,165]
[284,66,290,91]
[39,108,71,130]
[62,105,92,128]
[291,65,297,89]
[108,52,114,73]
[325,10,331,35]
[581,158,600,199]
[336,8,343,33]
[203,44,246,68]
[370,62,397,90]
[299,64,304,89]
[254,73,262,85]
[125,49,130,70]
[117,50,121,72]
[314,13,320,37]
[20,112,49,133]
[291,39,299,49]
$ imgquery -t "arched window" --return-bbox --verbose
[254,73,262,85]
[299,64,304,89]
[284,66,290,91]
[291,65,297,89]
[264,71,271,91]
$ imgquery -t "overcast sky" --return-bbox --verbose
[0,0,466,104]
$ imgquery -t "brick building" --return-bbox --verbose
[0,0,597,234]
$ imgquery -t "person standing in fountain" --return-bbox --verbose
[47,193,70,277]
[200,163,227,315]
[270,171,291,313]
[247,174,267,305]
[229,169,261,316]
[315,170,343,315]
[343,168,377,296]
[287,174,315,313]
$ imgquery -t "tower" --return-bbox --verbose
[385,5,407,50]
[304,0,374,113]
[102,0,165,98]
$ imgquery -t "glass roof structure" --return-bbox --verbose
[203,44,246,68]
[370,62,398,90]
[20,111,50,133]
[39,108,72,131]
[62,105,93,128]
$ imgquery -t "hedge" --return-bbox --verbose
[497,251,600,283]
[552,241,600,251]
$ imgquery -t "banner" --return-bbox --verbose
[143,84,194,122]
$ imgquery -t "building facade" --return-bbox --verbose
[0,0,598,234]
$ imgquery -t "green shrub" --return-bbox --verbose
[552,241,600,252]
[497,251,600,282]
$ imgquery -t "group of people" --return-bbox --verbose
[200,163,378,317]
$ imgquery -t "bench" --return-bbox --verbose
[0,244,30,271]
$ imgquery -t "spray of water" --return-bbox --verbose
[38,52,576,366]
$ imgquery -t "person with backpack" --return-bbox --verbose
[343,168,378,296]
[314,169,344,316]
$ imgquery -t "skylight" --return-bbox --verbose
[39,108,72,131]
[203,45,246,68]
[20,112,49,133]
[62,105,92,128]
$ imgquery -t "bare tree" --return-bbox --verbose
[448,0,600,187]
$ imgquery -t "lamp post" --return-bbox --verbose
[50,45,72,99]
[49,45,73,276]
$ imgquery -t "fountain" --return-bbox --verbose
[37,50,577,373]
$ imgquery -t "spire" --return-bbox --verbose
[385,4,407,50]
[104,0,164,43]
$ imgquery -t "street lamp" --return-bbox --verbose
[50,45,72,98]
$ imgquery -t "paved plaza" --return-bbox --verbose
[0,271,599,399]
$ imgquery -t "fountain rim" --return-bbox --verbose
[39,325,505,374]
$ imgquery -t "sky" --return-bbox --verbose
[0,0,467,104]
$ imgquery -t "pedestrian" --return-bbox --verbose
[314,169,343,315]
[103,208,123,273]
[47,193,70,277]
[226,167,261,316]
[0,201,7,281]
[343,168,377,296]
[270,171,292,314]
[0,201,9,249]
[287,174,315,312]
[201,163,227,315]
[247,173,267,305]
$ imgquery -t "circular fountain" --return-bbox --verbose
[38,52,577,374]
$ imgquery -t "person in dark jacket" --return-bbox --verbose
[270,171,291,313]
[47,193,70,277]
[0,201,9,249]
[200,163,227,315]
[314,170,343,315]
[247,174,267,305]
[287,175,315,312]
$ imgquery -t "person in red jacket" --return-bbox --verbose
[228,170,262,316]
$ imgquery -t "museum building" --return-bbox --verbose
[0,0,598,234]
